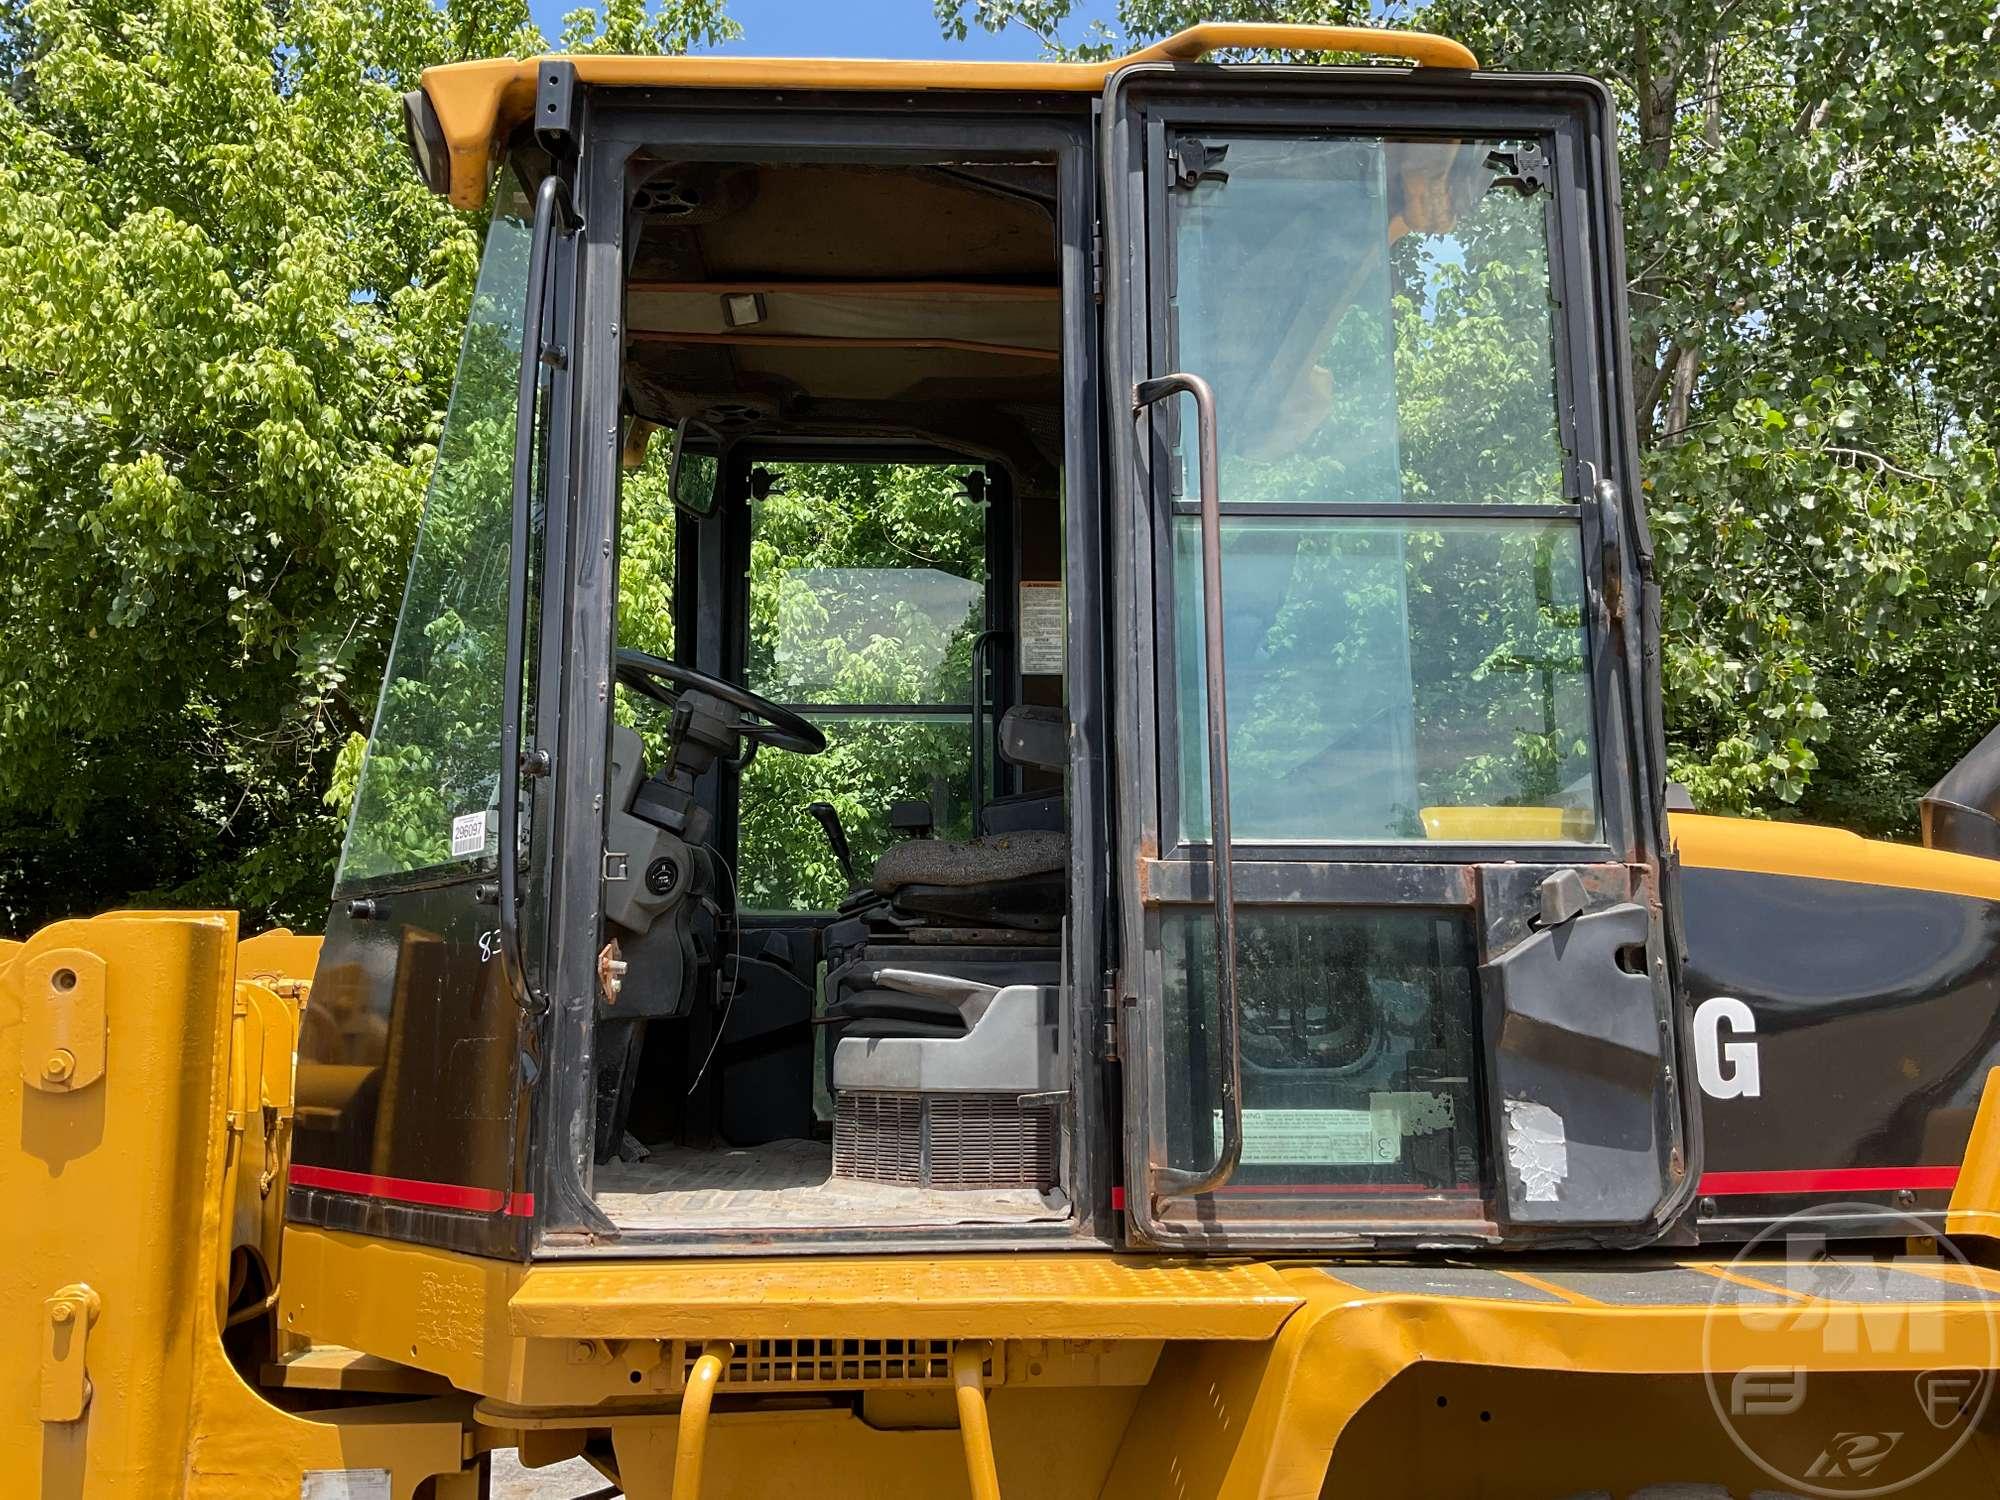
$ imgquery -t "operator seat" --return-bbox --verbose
[822,705,1069,1060]
[865,704,1067,930]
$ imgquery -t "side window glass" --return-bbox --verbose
[337,178,535,887]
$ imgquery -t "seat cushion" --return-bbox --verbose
[871,829,1068,893]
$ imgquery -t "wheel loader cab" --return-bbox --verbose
[293,44,1692,1260]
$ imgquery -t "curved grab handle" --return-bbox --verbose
[1128,23,1478,71]
[1134,372,1241,1204]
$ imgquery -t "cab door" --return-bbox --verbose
[1102,64,1694,1249]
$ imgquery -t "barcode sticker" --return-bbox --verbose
[450,811,488,858]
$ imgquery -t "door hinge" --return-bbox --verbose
[1167,138,1230,190]
[41,1284,101,1423]
[1098,985,1120,1061]
[23,948,105,1095]
[1090,223,1105,302]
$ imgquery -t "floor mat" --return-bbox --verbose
[594,1138,1069,1230]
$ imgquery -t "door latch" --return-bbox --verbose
[42,1284,101,1422]
[1167,137,1230,190]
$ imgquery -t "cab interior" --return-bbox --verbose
[586,151,1080,1233]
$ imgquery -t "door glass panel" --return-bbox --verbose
[1161,906,1483,1202]
[1174,517,1597,843]
[1173,136,1564,505]
[737,461,987,910]
[337,178,534,887]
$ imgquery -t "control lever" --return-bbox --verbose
[805,802,858,890]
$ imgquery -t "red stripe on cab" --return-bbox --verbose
[1698,1165,1960,1197]
[289,1163,535,1217]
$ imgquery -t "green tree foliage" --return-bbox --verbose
[0,0,734,932]
[941,0,2000,834]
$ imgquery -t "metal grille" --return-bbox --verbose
[925,1094,1058,1190]
[834,1090,1059,1191]
[683,1338,972,1389]
[832,1092,922,1184]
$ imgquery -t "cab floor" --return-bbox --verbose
[592,1138,1068,1230]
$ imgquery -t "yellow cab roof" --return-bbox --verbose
[420,22,1479,209]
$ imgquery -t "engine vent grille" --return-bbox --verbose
[681,1338,981,1389]
[834,1090,1059,1191]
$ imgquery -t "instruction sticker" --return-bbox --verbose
[1215,1108,1400,1166]
[301,1473,391,1500]
[1018,582,1066,676]
[450,810,488,859]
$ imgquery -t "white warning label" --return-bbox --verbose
[1215,1108,1400,1166]
[1018,582,1065,676]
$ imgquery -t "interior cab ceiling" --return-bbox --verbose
[622,159,1063,482]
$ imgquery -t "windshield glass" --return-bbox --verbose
[336,178,533,887]
[1168,134,1597,844]
[737,461,987,910]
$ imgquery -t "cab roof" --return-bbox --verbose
[418,22,1479,209]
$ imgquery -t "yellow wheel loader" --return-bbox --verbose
[9,22,2000,1499]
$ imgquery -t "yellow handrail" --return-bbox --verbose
[953,1340,1002,1500]
[1129,23,1478,71]
[672,1340,732,1500]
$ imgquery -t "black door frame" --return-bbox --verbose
[529,95,1116,1254]
[1098,63,1695,1251]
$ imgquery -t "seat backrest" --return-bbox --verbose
[999,704,1064,771]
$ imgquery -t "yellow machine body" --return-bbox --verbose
[8,819,2000,1495]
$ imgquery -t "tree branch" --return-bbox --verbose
[1825,447,1938,484]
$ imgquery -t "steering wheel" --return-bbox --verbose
[615,649,826,757]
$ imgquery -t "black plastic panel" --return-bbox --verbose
[1683,865,2000,1239]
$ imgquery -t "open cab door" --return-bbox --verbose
[1102,57,1696,1249]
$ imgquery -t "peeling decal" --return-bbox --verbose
[1504,1098,1569,1202]
[1372,1090,1455,1136]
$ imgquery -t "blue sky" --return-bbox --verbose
[534,0,1124,60]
